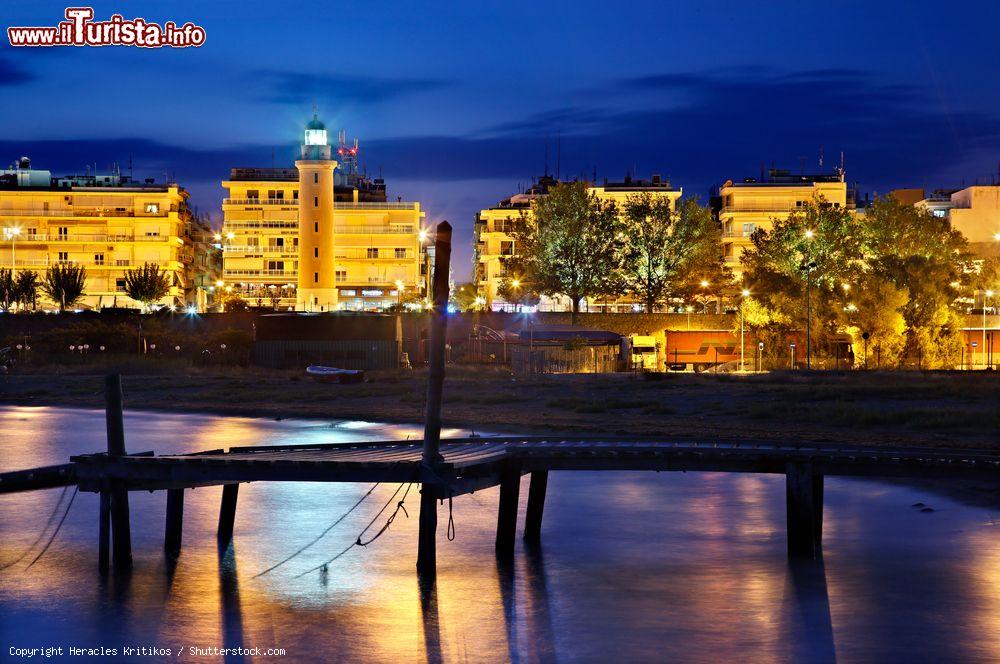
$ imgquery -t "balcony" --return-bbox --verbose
[0,208,168,218]
[221,221,299,230]
[223,269,297,278]
[333,225,416,234]
[18,233,172,243]
[331,202,418,210]
[222,245,297,255]
[223,198,297,206]
[334,249,415,260]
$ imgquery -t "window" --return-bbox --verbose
[500,241,514,256]
[293,191,299,200]
[340,289,357,297]
[269,237,285,248]
[144,203,159,214]
[246,190,259,199]
[335,270,347,282]
[58,251,69,262]
[313,173,318,184]
[267,190,285,200]
[742,223,756,237]
[247,237,259,247]
[116,279,126,291]
[314,247,319,258]
[267,260,284,271]
[58,227,68,239]
[94,253,104,265]
[313,196,319,207]
[314,272,319,283]
[394,247,407,259]
[367,248,379,259]
[314,222,319,232]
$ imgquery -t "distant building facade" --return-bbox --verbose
[0,157,213,310]
[473,174,682,311]
[220,117,429,312]
[718,168,853,278]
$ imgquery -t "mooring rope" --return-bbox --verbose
[446,494,456,541]
[26,487,79,569]
[252,479,386,578]
[294,482,414,578]
[0,484,71,572]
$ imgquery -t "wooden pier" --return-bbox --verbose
[3,220,1000,577]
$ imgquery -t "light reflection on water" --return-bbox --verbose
[1,406,1000,662]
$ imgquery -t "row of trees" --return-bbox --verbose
[0,262,172,312]
[740,197,989,368]
[499,181,731,322]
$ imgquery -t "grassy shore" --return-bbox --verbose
[1,363,999,449]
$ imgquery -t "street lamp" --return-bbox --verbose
[985,289,994,369]
[3,226,20,271]
[800,255,817,370]
[395,279,405,307]
[740,289,750,372]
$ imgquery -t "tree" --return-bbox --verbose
[123,262,171,311]
[451,282,479,312]
[15,270,40,311]
[503,181,623,323]
[618,193,676,312]
[42,264,87,311]
[0,269,15,311]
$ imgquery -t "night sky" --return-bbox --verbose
[2,1,999,279]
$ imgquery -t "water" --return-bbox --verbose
[2,406,1000,663]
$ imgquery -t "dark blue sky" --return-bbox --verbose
[2,0,999,278]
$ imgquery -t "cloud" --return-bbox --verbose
[253,70,450,105]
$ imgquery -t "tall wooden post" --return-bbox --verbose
[523,470,548,544]
[417,222,452,579]
[98,490,110,574]
[495,467,521,559]
[105,374,132,572]
[217,484,239,547]
[786,461,823,558]
[164,488,184,556]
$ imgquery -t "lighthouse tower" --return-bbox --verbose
[296,114,339,311]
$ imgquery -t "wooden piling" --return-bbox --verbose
[495,468,521,559]
[164,488,184,556]
[786,462,823,558]
[524,470,548,544]
[98,490,110,574]
[105,374,132,571]
[417,221,453,578]
[217,484,239,546]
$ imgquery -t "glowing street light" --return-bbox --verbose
[985,290,995,369]
[3,226,20,271]
[804,229,815,239]
[511,279,521,289]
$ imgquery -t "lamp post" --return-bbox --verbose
[4,226,20,271]
[395,280,405,308]
[699,279,710,313]
[985,290,994,369]
[739,289,750,372]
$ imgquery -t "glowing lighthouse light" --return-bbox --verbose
[304,114,327,146]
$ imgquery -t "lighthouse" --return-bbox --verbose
[296,114,339,311]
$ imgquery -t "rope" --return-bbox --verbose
[252,480,385,578]
[0,485,71,572]
[294,482,413,578]
[447,494,456,541]
[26,487,78,569]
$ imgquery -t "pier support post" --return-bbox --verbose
[105,374,132,572]
[416,221,453,579]
[217,484,239,547]
[523,471,548,544]
[786,462,823,558]
[495,468,521,559]
[164,489,184,556]
[98,490,111,574]
[417,487,438,579]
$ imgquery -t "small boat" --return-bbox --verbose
[305,365,366,384]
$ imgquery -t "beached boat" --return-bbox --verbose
[305,365,366,384]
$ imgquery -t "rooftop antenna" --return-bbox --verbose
[798,156,807,174]
[543,140,549,177]
[128,154,133,180]
[819,146,824,169]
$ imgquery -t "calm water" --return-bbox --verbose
[1,406,1000,663]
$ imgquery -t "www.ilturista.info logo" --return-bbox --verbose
[8,7,206,48]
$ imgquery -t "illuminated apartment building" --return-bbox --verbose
[474,174,682,311]
[718,168,853,279]
[0,157,207,310]
[220,117,428,311]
